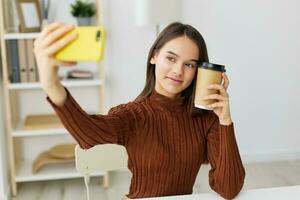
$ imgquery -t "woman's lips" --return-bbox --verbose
[166,76,183,84]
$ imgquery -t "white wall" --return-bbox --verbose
[182,0,300,162]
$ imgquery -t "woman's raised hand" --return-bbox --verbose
[33,22,77,90]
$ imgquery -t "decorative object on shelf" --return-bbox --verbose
[24,114,63,130]
[15,0,43,32]
[6,40,20,83]
[32,143,76,173]
[134,0,182,35]
[70,0,96,26]
[41,0,51,29]
[67,69,94,79]
[49,143,77,159]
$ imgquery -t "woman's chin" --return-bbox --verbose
[163,86,183,97]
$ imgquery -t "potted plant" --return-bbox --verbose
[70,0,96,26]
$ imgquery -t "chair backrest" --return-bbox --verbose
[75,144,128,200]
[75,144,128,174]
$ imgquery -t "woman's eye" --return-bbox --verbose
[166,56,175,62]
[186,63,196,68]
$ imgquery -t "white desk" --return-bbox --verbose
[137,185,300,200]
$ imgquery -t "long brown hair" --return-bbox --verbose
[135,22,209,117]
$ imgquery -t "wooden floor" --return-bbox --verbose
[11,160,300,200]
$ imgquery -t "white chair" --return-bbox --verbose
[75,144,128,200]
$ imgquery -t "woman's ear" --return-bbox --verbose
[150,50,158,64]
[150,57,155,64]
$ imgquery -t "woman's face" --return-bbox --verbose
[150,36,199,99]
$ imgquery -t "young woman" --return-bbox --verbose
[34,22,245,199]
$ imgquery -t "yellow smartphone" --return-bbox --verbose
[55,26,105,62]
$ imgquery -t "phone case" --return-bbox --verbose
[55,26,105,62]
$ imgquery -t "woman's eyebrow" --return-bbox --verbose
[166,51,198,63]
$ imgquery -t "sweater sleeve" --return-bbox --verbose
[203,111,246,199]
[46,87,144,148]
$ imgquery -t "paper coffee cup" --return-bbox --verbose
[194,62,226,110]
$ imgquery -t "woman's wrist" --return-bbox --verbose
[219,118,233,126]
[42,78,61,92]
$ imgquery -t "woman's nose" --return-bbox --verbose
[171,64,184,76]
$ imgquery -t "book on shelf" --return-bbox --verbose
[6,39,39,83]
[6,40,20,83]
[18,39,28,83]
[26,39,37,82]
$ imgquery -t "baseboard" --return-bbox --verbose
[242,149,300,163]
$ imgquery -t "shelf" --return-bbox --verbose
[16,160,105,182]
[12,126,68,137]
[4,32,40,40]
[12,113,96,137]
[8,79,102,90]
[13,116,62,137]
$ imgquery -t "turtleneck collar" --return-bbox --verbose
[149,89,186,112]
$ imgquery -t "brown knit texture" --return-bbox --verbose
[46,88,245,199]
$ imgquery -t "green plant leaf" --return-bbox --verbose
[70,0,96,17]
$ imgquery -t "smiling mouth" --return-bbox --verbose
[166,76,183,83]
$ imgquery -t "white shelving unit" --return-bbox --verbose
[0,0,107,196]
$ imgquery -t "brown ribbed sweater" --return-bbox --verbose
[46,87,245,199]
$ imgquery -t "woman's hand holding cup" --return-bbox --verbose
[194,62,232,125]
[203,73,232,125]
